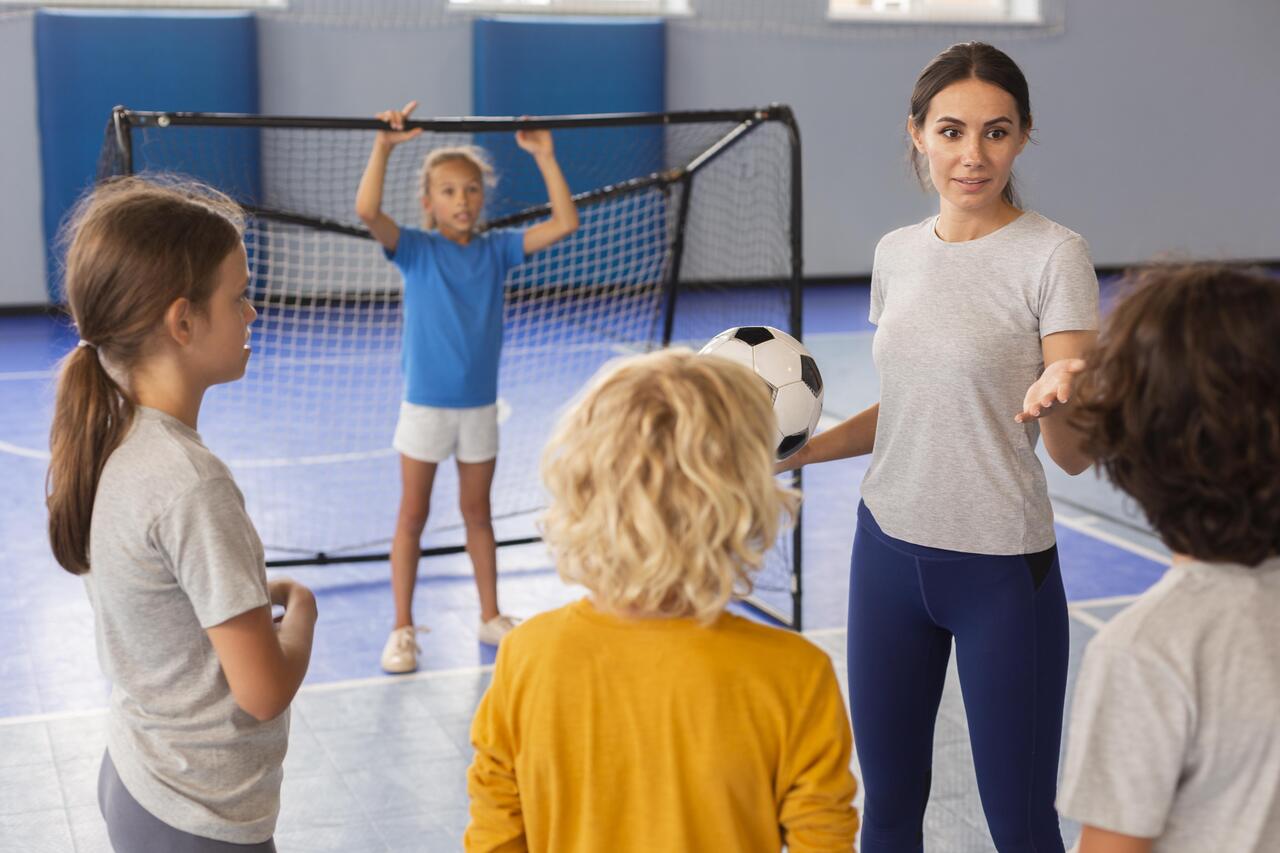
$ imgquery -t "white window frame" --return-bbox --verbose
[828,0,1042,26]
[447,0,691,17]
[0,0,286,8]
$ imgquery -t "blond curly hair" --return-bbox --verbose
[540,348,799,624]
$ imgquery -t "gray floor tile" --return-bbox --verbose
[273,821,388,852]
[378,810,465,853]
[276,771,366,834]
[283,727,337,780]
[342,757,471,820]
[0,807,75,853]
[319,721,462,775]
[411,675,492,719]
[44,716,107,765]
[293,687,434,735]
[67,804,110,853]
[0,723,53,769]
[53,755,98,810]
[0,762,63,817]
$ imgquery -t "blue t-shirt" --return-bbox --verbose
[386,226,527,408]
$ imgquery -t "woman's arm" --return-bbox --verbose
[206,578,317,722]
[1017,330,1097,476]
[776,402,878,474]
[516,128,579,254]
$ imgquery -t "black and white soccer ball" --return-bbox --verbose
[698,326,824,461]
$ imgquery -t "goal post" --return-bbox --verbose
[98,105,807,629]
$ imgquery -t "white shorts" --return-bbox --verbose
[392,401,499,464]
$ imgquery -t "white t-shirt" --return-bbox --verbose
[862,211,1099,554]
[1058,556,1280,851]
[86,407,285,844]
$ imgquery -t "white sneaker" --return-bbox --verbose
[380,625,429,674]
[477,614,521,646]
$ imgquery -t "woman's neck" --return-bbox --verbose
[935,199,1023,243]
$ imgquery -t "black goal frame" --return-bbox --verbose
[103,105,806,630]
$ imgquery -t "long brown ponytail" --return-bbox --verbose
[46,177,244,575]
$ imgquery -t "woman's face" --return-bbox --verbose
[909,76,1029,214]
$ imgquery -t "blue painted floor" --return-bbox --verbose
[0,282,1171,852]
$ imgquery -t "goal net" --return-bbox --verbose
[97,106,806,627]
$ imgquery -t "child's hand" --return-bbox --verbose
[515,126,554,158]
[1015,358,1087,423]
[375,101,424,149]
[268,578,318,623]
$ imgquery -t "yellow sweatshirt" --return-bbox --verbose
[465,598,859,852]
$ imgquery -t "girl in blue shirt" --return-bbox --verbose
[356,100,579,672]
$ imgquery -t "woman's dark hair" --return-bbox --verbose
[1072,264,1280,567]
[908,41,1032,207]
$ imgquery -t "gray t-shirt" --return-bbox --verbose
[86,406,285,844]
[862,211,1098,554]
[1058,556,1280,851]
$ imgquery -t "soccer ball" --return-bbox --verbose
[698,326,824,461]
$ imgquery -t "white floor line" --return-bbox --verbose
[0,604,1143,726]
[1055,513,1171,566]
[1069,593,1142,609]
[0,706,106,728]
[299,663,495,694]
[0,439,50,461]
[0,370,54,381]
[803,330,876,342]
[0,663,500,727]
[1068,608,1109,631]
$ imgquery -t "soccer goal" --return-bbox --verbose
[97,106,807,628]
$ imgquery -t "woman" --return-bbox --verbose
[781,42,1098,852]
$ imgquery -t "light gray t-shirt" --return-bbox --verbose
[862,211,1098,554]
[85,406,285,844]
[1058,556,1280,851]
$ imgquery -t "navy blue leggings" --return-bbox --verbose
[848,501,1068,853]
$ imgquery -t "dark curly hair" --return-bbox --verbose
[1072,264,1280,567]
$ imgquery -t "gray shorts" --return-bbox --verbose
[98,750,277,852]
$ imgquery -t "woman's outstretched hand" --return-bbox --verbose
[1015,358,1086,423]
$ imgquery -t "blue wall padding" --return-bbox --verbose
[473,16,665,220]
[35,10,260,300]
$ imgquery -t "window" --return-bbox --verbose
[829,0,1041,25]
[448,0,690,16]
[0,0,285,8]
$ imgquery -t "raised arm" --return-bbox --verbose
[206,578,317,722]
[516,127,579,255]
[356,100,423,252]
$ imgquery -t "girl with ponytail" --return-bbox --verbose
[46,176,317,851]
